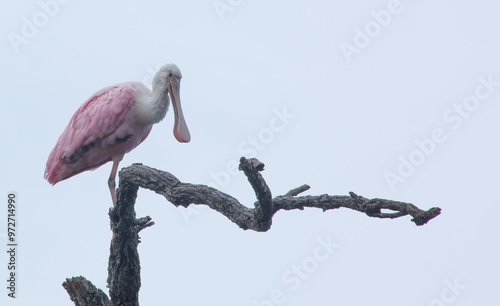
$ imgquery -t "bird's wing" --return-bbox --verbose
[44,85,136,183]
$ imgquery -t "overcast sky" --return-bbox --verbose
[1,0,499,305]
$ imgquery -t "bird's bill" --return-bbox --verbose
[169,81,191,143]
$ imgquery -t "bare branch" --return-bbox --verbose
[238,157,274,230]
[62,276,111,306]
[118,159,441,230]
[136,216,155,233]
[283,184,311,197]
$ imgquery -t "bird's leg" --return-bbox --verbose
[108,160,120,205]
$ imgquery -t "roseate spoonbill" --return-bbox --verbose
[44,63,190,204]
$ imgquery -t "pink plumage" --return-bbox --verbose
[44,64,191,203]
[45,86,140,184]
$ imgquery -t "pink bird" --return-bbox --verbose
[44,64,190,204]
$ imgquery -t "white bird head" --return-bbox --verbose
[153,64,191,143]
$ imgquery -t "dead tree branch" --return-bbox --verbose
[120,157,441,230]
[62,276,111,306]
[63,157,441,305]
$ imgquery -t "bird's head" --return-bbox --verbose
[154,64,191,143]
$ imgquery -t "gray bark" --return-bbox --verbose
[62,276,111,306]
[63,157,441,305]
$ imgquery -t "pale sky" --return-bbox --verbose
[1,1,499,305]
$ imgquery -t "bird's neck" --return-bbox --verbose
[141,82,170,125]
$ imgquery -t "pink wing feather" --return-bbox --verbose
[44,86,136,184]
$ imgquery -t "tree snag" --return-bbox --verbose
[63,157,441,305]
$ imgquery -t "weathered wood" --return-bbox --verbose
[119,158,441,229]
[63,157,441,305]
[106,179,142,306]
[62,276,111,306]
